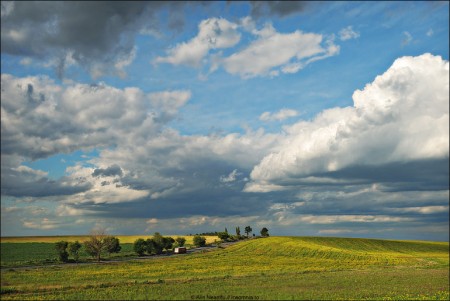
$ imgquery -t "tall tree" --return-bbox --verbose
[236,226,241,237]
[260,227,269,237]
[245,226,252,238]
[83,228,120,261]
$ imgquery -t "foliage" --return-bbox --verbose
[193,235,206,247]
[54,241,69,262]
[162,237,175,251]
[235,226,241,236]
[133,239,146,256]
[245,226,252,237]
[260,227,269,237]
[175,237,186,247]
[83,230,121,261]
[217,232,230,241]
[68,241,82,262]
[104,236,121,255]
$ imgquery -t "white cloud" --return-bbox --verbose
[338,26,360,41]
[260,108,299,122]
[221,23,338,78]
[154,18,240,67]
[246,54,449,192]
[426,29,434,37]
[220,169,241,183]
[0,74,191,160]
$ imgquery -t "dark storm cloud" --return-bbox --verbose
[92,164,123,178]
[0,164,91,197]
[249,1,311,18]
[70,187,273,220]
[315,158,449,192]
[1,1,206,77]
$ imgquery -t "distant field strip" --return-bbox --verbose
[0,235,218,244]
[1,236,448,300]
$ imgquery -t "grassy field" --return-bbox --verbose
[1,235,219,268]
[0,235,218,244]
[1,236,448,300]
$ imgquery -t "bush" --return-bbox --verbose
[68,241,82,262]
[193,235,206,247]
[217,232,230,241]
[133,238,146,256]
[176,237,186,247]
[55,241,69,262]
[104,236,121,255]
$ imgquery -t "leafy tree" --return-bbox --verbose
[245,226,252,238]
[193,235,206,247]
[145,238,156,254]
[217,231,230,241]
[260,227,269,237]
[162,237,175,252]
[104,236,121,255]
[134,238,147,256]
[235,226,241,237]
[55,241,69,262]
[68,241,82,262]
[175,237,186,247]
[83,228,115,261]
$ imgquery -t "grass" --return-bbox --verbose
[1,235,219,268]
[1,236,448,300]
[0,235,218,244]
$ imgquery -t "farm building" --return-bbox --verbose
[174,247,187,254]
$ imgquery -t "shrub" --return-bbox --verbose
[55,241,69,262]
[176,237,186,247]
[133,238,146,256]
[193,235,206,247]
[68,241,82,262]
[104,236,121,255]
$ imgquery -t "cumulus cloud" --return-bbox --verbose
[154,18,240,67]
[246,54,449,192]
[0,74,191,160]
[260,108,299,122]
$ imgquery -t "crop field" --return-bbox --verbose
[1,236,449,300]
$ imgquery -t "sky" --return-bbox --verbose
[1,1,449,241]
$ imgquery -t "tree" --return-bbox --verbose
[217,231,230,241]
[152,232,165,254]
[162,237,175,252]
[225,227,228,234]
[55,241,69,262]
[68,241,82,262]
[193,235,206,247]
[83,228,118,262]
[175,237,186,247]
[235,226,241,237]
[245,226,252,238]
[104,236,121,255]
[260,227,269,237]
[134,238,146,256]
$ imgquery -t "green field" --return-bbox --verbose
[1,236,449,300]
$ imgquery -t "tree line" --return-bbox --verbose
[55,230,121,263]
[54,226,269,262]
